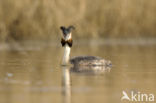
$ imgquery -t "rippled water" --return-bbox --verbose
[0,40,156,103]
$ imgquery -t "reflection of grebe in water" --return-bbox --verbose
[60,25,112,68]
[62,66,71,103]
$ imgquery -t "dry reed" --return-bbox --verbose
[0,0,156,42]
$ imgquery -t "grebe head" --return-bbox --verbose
[60,25,75,65]
[60,26,75,40]
[60,25,75,47]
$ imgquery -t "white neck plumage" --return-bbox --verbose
[62,45,71,65]
[62,33,72,65]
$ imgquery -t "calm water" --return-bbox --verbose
[0,40,156,103]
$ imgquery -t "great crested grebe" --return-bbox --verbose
[60,25,112,67]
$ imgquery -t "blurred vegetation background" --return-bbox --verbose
[0,0,156,42]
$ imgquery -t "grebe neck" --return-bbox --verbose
[62,45,71,65]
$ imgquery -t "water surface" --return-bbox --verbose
[0,40,156,103]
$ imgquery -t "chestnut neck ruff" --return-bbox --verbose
[61,38,73,47]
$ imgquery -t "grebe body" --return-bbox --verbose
[60,25,112,67]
